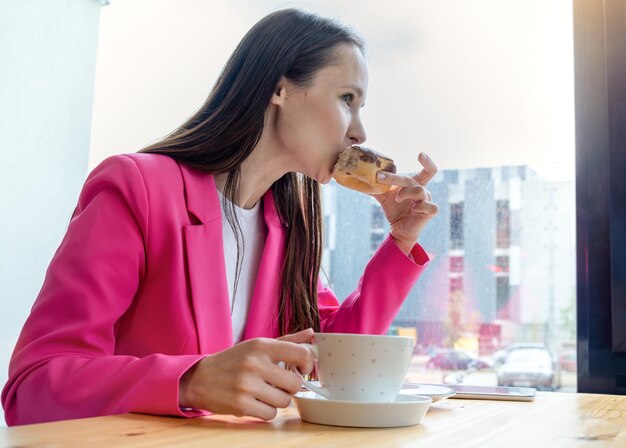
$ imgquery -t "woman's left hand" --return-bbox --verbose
[372,152,439,255]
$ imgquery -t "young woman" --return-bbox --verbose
[2,8,438,426]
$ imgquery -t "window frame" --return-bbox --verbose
[574,0,626,393]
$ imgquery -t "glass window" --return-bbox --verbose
[91,0,577,394]
[450,276,463,293]
[450,203,464,250]
[496,276,511,319]
[496,256,509,273]
[496,200,510,248]
[450,256,464,273]
[371,204,385,229]
[318,1,576,392]
[370,231,385,252]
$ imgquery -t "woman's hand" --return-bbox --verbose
[179,328,315,420]
[373,152,439,255]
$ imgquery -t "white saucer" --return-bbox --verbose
[293,391,432,428]
[399,383,456,402]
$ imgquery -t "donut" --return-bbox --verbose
[332,145,397,194]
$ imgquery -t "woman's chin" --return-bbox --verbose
[299,169,333,184]
[319,175,332,184]
[318,171,335,184]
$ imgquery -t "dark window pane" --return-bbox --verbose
[496,256,509,273]
[496,276,511,319]
[371,204,385,228]
[370,232,385,251]
[450,203,464,249]
[496,200,510,248]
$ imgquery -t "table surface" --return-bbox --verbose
[2,392,626,447]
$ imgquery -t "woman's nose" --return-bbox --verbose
[348,120,367,145]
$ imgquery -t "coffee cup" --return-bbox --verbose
[296,333,414,402]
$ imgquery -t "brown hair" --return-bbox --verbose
[139,9,365,334]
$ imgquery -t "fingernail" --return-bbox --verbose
[421,152,429,160]
[377,172,386,180]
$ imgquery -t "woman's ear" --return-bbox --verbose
[271,79,288,106]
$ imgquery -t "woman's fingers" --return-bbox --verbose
[395,184,429,203]
[244,371,297,412]
[180,335,317,420]
[411,201,439,216]
[413,152,437,185]
[376,171,418,188]
[376,152,437,190]
[239,395,281,420]
[263,339,315,375]
[277,328,314,344]
[263,362,305,395]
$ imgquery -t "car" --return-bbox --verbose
[559,351,577,372]
[426,349,492,371]
[493,342,548,367]
[496,347,561,391]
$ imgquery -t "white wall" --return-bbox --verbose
[0,0,101,426]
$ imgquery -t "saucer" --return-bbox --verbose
[399,383,456,402]
[293,391,432,428]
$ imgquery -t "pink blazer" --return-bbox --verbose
[1,154,429,426]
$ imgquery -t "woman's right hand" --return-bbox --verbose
[178,328,315,420]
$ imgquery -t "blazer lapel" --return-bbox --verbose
[244,190,286,340]
[180,165,233,354]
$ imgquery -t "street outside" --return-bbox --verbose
[406,355,576,392]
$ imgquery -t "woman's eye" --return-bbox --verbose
[341,93,354,104]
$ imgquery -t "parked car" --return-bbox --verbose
[493,342,548,368]
[497,347,561,391]
[559,351,577,372]
[426,349,492,371]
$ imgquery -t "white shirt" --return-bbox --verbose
[217,190,268,343]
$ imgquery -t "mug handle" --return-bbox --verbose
[291,343,331,399]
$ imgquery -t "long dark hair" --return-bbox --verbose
[139,9,365,335]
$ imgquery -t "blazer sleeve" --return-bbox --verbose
[317,235,430,334]
[1,155,206,426]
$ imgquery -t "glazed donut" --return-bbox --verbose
[332,145,397,194]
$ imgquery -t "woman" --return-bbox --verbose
[2,8,438,425]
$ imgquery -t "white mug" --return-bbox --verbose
[296,333,414,402]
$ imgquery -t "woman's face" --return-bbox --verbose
[271,44,368,184]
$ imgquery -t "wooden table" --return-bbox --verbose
[2,392,626,447]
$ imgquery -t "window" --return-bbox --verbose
[370,232,385,252]
[496,276,511,319]
[450,256,464,273]
[495,256,509,273]
[496,200,510,248]
[450,276,463,293]
[370,204,386,251]
[371,204,385,229]
[450,203,464,250]
[316,1,577,392]
[89,0,580,395]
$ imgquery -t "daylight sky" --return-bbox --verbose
[90,0,574,181]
